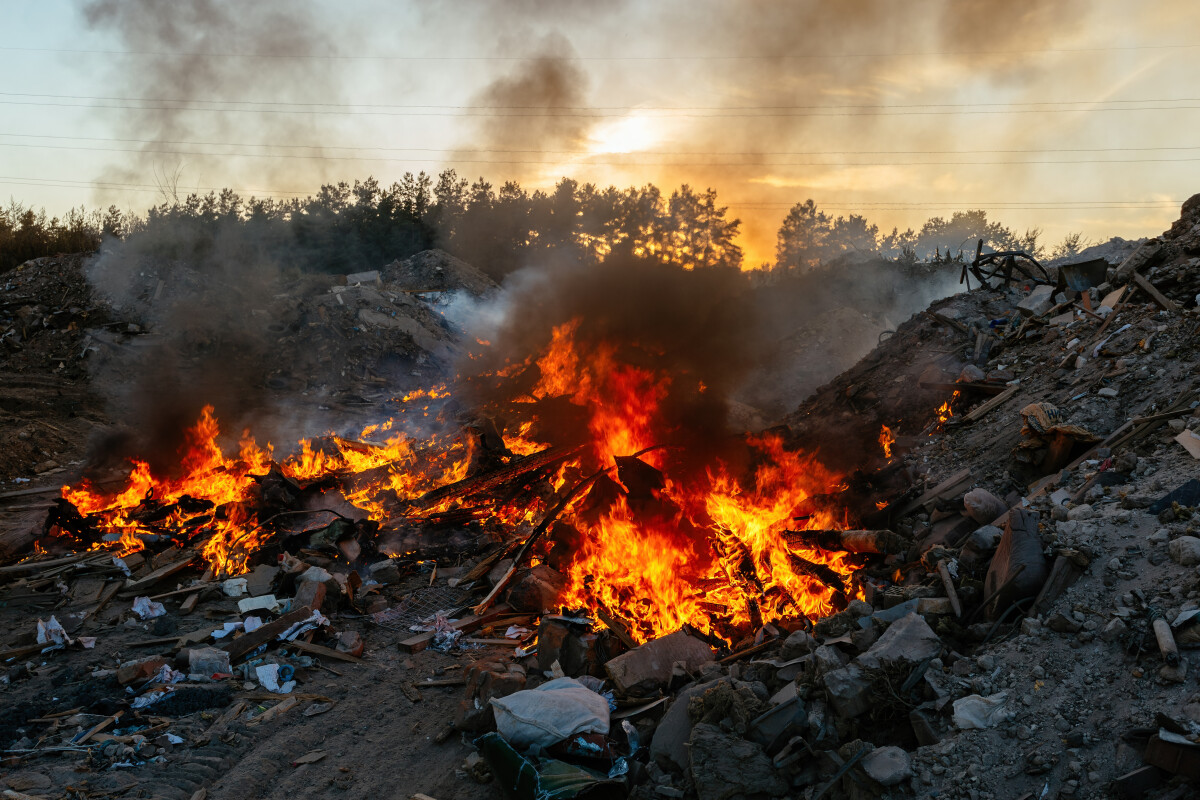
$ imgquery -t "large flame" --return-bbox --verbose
[53,315,860,643]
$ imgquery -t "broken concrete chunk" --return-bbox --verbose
[688,722,787,800]
[649,677,727,771]
[823,663,872,719]
[604,630,714,694]
[855,612,941,671]
[1017,285,1055,317]
[861,745,913,786]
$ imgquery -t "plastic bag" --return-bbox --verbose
[491,677,610,750]
[952,692,1011,729]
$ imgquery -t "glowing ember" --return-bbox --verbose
[879,424,895,459]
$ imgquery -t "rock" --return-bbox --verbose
[1017,285,1055,317]
[1067,504,1096,521]
[824,664,872,718]
[1101,618,1127,642]
[861,746,913,786]
[781,628,817,660]
[1149,528,1170,544]
[1047,612,1083,634]
[505,564,566,613]
[959,364,985,383]
[604,630,714,694]
[1170,419,1187,433]
[1050,504,1069,521]
[2,772,52,791]
[963,488,1007,524]
[856,612,942,671]
[812,645,849,675]
[536,617,596,677]
[688,723,787,800]
[454,661,527,731]
[650,678,727,771]
[368,558,400,585]
[1170,536,1200,566]
[1098,386,1119,398]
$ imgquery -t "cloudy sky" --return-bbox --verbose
[2,0,1198,265]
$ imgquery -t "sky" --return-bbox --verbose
[2,0,1199,266]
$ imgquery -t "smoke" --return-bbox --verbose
[449,254,768,466]
[465,33,592,155]
[79,0,343,193]
[82,224,289,474]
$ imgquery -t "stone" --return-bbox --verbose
[1101,618,1127,642]
[1051,504,1070,522]
[824,664,872,718]
[604,630,714,694]
[1098,387,1119,398]
[505,564,566,612]
[963,488,1007,524]
[812,645,849,675]
[1149,528,1170,544]
[856,612,942,671]
[780,628,817,660]
[688,723,787,800]
[1047,613,1083,634]
[650,678,728,771]
[861,746,913,786]
[1067,504,1096,521]
[454,661,527,731]
[368,559,400,584]
[959,364,985,383]
[1017,285,1055,317]
[1169,536,1200,566]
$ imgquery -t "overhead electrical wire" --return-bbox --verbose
[1,42,1198,60]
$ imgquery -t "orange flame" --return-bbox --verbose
[879,424,894,459]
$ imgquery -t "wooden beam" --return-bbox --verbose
[963,385,1020,423]
[1130,272,1180,313]
[284,639,363,664]
[119,551,199,596]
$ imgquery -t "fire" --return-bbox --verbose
[50,314,864,644]
[878,424,894,459]
[932,391,961,431]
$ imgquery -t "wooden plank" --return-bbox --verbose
[119,551,199,596]
[0,553,90,574]
[896,467,972,517]
[917,381,1008,395]
[414,676,467,687]
[1131,272,1180,313]
[221,606,312,662]
[963,384,1020,423]
[75,710,123,744]
[284,639,362,664]
[397,604,512,653]
[595,608,639,650]
[180,592,200,614]
[248,696,298,725]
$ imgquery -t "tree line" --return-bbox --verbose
[1,172,1085,277]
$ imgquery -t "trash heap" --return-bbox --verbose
[4,197,1200,800]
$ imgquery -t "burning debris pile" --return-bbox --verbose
[4,197,1200,800]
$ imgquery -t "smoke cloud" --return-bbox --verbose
[80,0,343,193]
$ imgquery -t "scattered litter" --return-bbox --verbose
[131,596,166,620]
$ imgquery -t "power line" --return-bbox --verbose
[5,98,1200,118]
[5,91,1200,112]
[4,140,1200,167]
[6,131,1200,157]
[1,43,1197,60]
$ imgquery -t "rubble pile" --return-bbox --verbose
[4,198,1200,800]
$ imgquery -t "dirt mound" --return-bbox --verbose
[381,248,499,296]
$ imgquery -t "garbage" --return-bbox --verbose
[35,615,70,650]
[475,732,625,800]
[237,594,282,614]
[131,596,166,619]
[255,663,296,694]
[491,677,611,750]
[952,693,1012,729]
[222,577,249,597]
